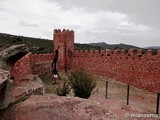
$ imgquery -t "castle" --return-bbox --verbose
[11,29,160,93]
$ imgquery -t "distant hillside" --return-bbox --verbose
[3,33,155,55]
[90,42,141,50]
[75,43,103,50]
[0,33,103,54]
[144,46,160,49]
[90,42,160,55]
[0,33,53,54]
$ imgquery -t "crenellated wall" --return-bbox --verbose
[11,29,160,93]
[11,53,53,81]
[53,29,74,70]
[31,53,53,75]
[52,29,160,93]
[31,53,53,64]
[70,49,160,93]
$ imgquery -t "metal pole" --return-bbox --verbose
[64,36,67,73]
[127,85,130,105]
[156,93,159,114]
[65,65,67,73]
[105,81,108,99]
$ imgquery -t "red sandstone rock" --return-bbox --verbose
[0,44,29,70]
[11,75,45,103]
[1,95,119,120]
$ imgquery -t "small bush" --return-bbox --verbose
[55,81,71,96]
[40,73,71,95]
[69,70,96,99]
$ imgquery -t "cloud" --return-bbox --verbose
[0,0,160,47]
[53,0,160,29]
[18,21,38,27]
[45,0,160,47]
[0,7,6,12]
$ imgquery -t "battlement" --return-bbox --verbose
[73,49,160,59]
[53,29,74,50]
[54,29,74,34]
[31,53,53,64]
[9,28,160,93]
[71,48,160,93]
[53,29,74,70]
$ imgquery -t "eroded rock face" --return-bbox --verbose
[0,44,29,110]
[0,44,29,70]
[1,95,119,120]
[0,69,12,110]
[11,75,45,103]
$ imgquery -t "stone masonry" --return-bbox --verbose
[7,29,160,93]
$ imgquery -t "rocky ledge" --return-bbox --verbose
[0,69,12,110]
[1,95,119,120]
[0,44,29,70]
[11,74,45,103]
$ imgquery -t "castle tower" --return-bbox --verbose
[53,29,74,71]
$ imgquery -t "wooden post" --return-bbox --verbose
[156,93,159,114]
[127,85,130,105]
[105,81,108,99]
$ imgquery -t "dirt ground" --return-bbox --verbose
[40,72,159,120]
[91,75,157,113]
[89,75,159,120]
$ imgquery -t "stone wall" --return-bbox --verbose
[53,29,74,70]
[9,29,160,93]
[70,49,160,93]
[12,53,32,81]
[11,53,53,80]
[52,29,160,93]
[31,53,53,75]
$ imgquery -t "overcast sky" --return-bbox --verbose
[0,0,160,47]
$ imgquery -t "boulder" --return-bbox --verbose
[1,95,119,120]
[11,75,45,103]
[0,44,29,70]
[0,69,12,110]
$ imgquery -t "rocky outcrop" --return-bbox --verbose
[0,69,12,110]
[1,95,119,120]
[0,44,46,111]
[0,44,29,70]
[0,44,29,109]
[0,70,45,110]
[11,75,45,103]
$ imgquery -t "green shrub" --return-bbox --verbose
[69,70,96,99]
